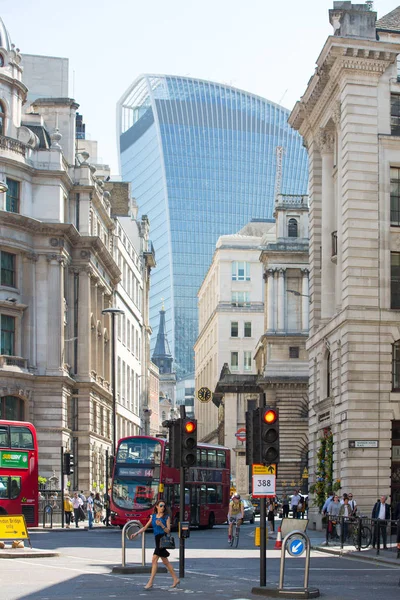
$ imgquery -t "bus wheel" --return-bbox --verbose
[208,513,215,529]
[0,508,7,516]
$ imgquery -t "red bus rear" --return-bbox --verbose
[0,420,39,527]
[110,435,230,529]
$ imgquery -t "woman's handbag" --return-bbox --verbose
[160,534,175,549]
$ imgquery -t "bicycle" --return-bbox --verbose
[349,517,372,549]
[228,518,242,548]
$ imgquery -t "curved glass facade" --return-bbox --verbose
[118,75,308,378]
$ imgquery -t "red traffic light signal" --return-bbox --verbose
[184,420,196,435]
[262,409,278,425]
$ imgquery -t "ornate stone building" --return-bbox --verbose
[0,18,155,491]
[289,2,400,522]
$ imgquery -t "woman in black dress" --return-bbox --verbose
[131,500,179,589]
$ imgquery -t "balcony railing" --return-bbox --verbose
[0,134,27,157]
[0,355,28,369]
[331,231,338,258]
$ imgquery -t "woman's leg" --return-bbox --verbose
[66,511,71,526]
[161,557,179,586]
[145,555,159,588]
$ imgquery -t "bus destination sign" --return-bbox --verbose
[117,467,154,477]
[0,451,29,469]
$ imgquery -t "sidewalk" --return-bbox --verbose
[310,529,400,567]
[29,523,119,532]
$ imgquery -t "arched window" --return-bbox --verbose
[0,396,25,420]
[0,101,5,136]
[288,218,298,238]
[392,341,400,391]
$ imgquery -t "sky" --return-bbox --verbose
[1,0,398,173]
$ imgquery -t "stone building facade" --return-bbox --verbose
[194,221,270,486]
[289,2,400,521]
[0,19,155,491]
[254,193,310,495]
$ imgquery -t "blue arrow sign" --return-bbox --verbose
[289,539,305,556]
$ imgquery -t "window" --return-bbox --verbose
[244,322,251,337]
[391,167,400,226]
[393,341,400,391]
[327,352,332,398]
[288,218,298,238]
[231,291,250,306]
[391,252,400,309]
[0,397,24,420]
[391,94,400,136]
[1,314,15,355]
[289,346,300,359]
[244,351,252,371]
[232,261,250,281]
[6,179,19,213]
[0,251,16,287]
[0,101,5,135]
[230,351,239,371]
[231,321,238,337]
[10,426,33,448]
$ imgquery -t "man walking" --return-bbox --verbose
[72,491,84,529]
[87,492,94,529]
[103,488,111,527]
[291,490,301,519]
[372,495,390,549]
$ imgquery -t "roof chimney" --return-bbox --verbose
[329,2,377,39]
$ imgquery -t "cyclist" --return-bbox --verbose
[228,493,244,542]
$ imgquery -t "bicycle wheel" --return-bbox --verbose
[234,526,240,548]
[360,525,372,549]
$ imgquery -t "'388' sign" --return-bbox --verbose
[252,474,276,497]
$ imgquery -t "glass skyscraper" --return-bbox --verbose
[117,75,308,378]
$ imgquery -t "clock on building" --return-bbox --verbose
[197,387,212,403]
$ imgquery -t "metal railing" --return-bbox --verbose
[0,355,28,369]
[0,134,27,157]
[325,514,400,557]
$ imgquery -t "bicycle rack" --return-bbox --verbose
[42,504,53,529]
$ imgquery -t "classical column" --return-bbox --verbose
[277,268,286,331]
[301,269,309,332]
[21,253,38,368]
[98,286,105,381]
[273,270,279,330]
[266,269,275,331]
[317,127,335,319]
[91,278,98,377]
[332,101,343,312]
[77,268,92,379]
[46,255,65,375]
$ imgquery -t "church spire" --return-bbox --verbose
[152,303,173,374]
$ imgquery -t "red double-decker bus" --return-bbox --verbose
[0,421,39,527]
[110,435,230,529]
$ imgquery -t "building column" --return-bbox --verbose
[77,268,92,379]
[332,102,343,312]
[317,127,335,319]
[301,269,309,332]
[273,269,279,330]
[98,286,105,380]
[266,269,275,330]
[46,255,64,375]
[277,268,285,331]
[91,279,98,377]
[21,252,38,368]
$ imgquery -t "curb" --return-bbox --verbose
[313,545,400,567]
[0,549,59,559]
[29,526,119,533]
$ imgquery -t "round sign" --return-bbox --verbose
[235,428,246,442]
[287,535,306,557]
[125,521,141,541]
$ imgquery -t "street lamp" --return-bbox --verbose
[0,180,8,193]
[102,307,124,456]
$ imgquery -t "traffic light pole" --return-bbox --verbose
[61,447,65,529]
[259,391,266,587]
[179,465,185,579]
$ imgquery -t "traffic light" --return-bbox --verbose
[167,419,181,469]
[64,452,75,475]
[245,409,253,466]
[260,407,279,465]
[181,418,197,468]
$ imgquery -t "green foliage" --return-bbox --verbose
[309,428,335,512]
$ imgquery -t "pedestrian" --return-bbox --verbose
[94,492,103,523]
[86,492,94,529]
[372,495,390,549]
[282,493,289,519]
[267,498,276,532]
[348,493,357,515]
[130,500,179,589]
[78,490,87,509]
[339,496,353,541]
[322,491,334,516]
[103,488,111,526]
[72,491,83,528]
[291,490,301,519]
[298,495,306,519]
[328,495,341,540]
[63,492,73,529]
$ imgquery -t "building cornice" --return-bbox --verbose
[289,37,400,133]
